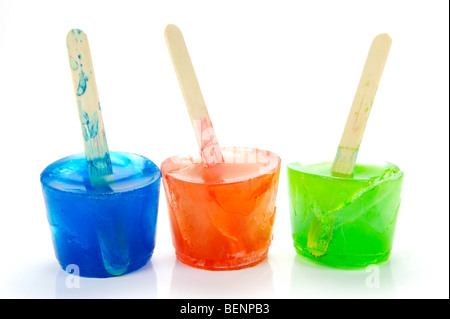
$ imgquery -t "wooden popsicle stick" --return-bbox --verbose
[164,24,224,167]
[331,33,392,177]
[307,34,392,258]
[66,29,112,176]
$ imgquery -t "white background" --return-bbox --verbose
[0,0,448,299]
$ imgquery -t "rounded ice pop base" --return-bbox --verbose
[175,248,268,271]
[292,244,391,269]
[287,161,403,269]
[41,152,161,278]
[162,147,281,271]
[56,254,154,279]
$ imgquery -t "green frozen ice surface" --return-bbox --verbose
[287,161,403,268]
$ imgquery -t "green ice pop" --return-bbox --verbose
[287,161,403,268]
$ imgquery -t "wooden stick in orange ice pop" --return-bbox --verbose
[164,24,224,167]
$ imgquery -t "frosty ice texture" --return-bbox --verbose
[41,152,161,277]
[161,147,281,270]
[287,162,403,268]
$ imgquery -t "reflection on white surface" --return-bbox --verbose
[169,258,274,299]
[54,262,157,299]
[0,247,430,298]
[289,255,396,298]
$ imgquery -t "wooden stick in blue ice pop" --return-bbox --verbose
[66,29,129,275]
[66,29,112,177]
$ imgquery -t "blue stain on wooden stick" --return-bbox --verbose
[76,69,88,96]
[69,56,79,70]
[66,29,112,176]
[66,29,129,275]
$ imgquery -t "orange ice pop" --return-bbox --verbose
[163,25,281,270]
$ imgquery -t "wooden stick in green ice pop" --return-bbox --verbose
[332,33,392,177]
[66,29,112,176]
[307,34,392,258]
[164,24,224,167]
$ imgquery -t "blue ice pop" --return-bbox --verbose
[40,29,160,277]
[41,152,161,277]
